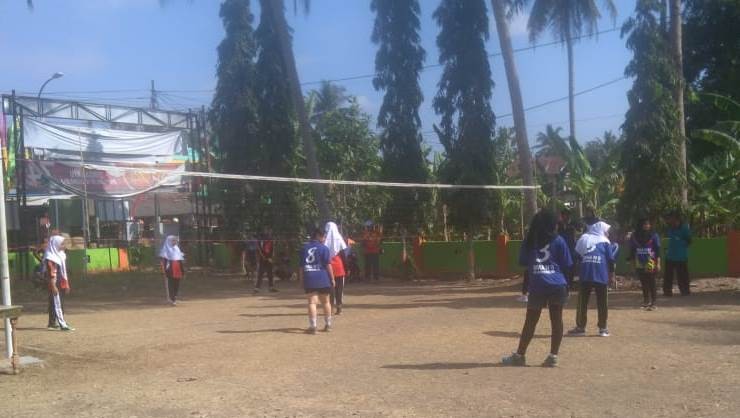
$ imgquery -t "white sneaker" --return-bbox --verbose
[598,328,610,337]
[516,295,529,303]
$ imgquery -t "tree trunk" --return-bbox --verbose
[265,0,331,221]
[491,0,537,223]
[466,232,475,281]
[566,26,576,143]
[670,0,688,206]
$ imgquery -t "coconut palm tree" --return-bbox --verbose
[526,0,617,143]
[669,0,688,206]
[490,0,537,224]
[260,0,331,221]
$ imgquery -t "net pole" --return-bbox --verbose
[0,108,13,358]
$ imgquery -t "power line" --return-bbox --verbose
[29,26,622,97]
[420,75,629,137]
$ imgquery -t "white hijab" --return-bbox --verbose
[44,235,67,280]
[575,221,611,257]
[324,222,348,258]
[159,235,185,261]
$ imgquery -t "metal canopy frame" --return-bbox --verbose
[2,95,191,130]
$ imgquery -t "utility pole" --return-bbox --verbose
[150,80,158,110]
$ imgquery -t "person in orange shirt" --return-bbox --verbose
[361,221,382,281]
[325,222,348,315]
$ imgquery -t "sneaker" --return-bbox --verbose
[542,354,558,368]
[253,288,260,294]
[47,323,59,330]
[335,307,343,316]
[567,327,586,337]
[516,295,529,303]
[305,327,317,335]
[598,328,610,337]
[170,300,177,306]
[323,324,332,333]
[647,305,657,311]
[501,352,526,367]
[60,325,75,331]
[641,303,649,310]
[269,288,279,293]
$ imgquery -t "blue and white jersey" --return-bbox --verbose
[519,236,573,294]
[300,240,332,289]
[579,242,618,285]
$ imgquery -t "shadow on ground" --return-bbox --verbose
[382,362,502,370]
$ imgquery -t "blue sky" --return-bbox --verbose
[0,0,636,151]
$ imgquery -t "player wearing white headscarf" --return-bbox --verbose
[325,222,348,315]
[44,234,73,331]
[160,236,185,305]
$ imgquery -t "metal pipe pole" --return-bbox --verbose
[0,125,14,358]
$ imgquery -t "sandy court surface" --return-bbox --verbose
[1,273,739,418]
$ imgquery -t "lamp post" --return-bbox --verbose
[37,72,64,114]
[37,72,64,99]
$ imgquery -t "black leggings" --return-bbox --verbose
[331,277,345,307]
[517,305,564,356]
[637,271,657,305]
[576,282,608,329]
[167,276,181,302]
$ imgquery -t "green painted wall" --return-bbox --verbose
[13,236,728,279]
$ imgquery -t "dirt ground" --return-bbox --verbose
[1,272,739,418]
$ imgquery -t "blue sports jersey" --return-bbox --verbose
[300,240,332,289]
[579,242,619,285]
[519,236,573,294]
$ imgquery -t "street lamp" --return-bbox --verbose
[37,72,64,99]
[37,72,64,115]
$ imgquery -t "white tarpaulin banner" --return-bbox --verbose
[23,117,184,157]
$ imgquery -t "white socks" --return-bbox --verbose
[309,317,317,328]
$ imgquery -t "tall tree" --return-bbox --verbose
[312,95,386,228]
[684,0,740,100]
[683,0,740,160]
[669,0,688,206]
[252,1,301,237]
[527,0,617,144]
[490,0,538,224]
[260,0,331,221]
[371,0,429,233]
[433,0,496,280]
[209,0,260,233]
[618,0,683,224]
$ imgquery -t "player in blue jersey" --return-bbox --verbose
[568,221,619,337]
[502,210,573,367]
[299,227,335,334]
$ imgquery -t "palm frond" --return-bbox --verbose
[693,129,740,156]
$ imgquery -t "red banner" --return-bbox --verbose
[24,160,184,198]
